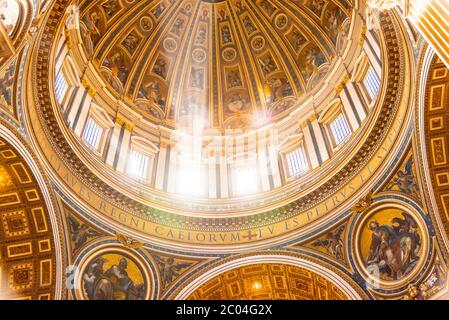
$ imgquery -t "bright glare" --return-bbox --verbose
[127,149,149,180]
[233,165,258,196]
[177,166,205,197]
[252,281,262,290]
[409,0,432,21]
[253,111,270,128]
[0,0,20,35]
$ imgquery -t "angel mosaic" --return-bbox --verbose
[259,55,277,76]
[259,0,277,16]
[152,4,167,19]
[152,57,169,79]
[324,7,347,41]
[0,62,15,109]
[386,157,419,197]
[67,215,101,251]
[243,16,256,35]
[196,27,207,44]
[171,18,185,36]
[221,26,232,44]
[300,46,326,80]
[312,225,345,260]
[103,50,129,83]
[101,0,120,19]
[227,70,243,88]
[307,0,326,16]
[190,67,205,89]
[153,256,193,288]
[83,11,101,41]
[227,93,248,113]
[122,32,140,53]
[140,80,166,108]
[265,77,293,102]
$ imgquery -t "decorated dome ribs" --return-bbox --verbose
[78,0,353,130]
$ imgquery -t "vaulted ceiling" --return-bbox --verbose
[79,0,353,129]
[188,264,348,300]
[0,139,57,300]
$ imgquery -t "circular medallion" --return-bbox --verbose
[353,200,429,290]
[251,36,265,51]
[275,14,288,30]
[76,247,152,300]
[222,48,237,62]
[140,16,153,32]
[163,38,178,53]
[192,48,207,63]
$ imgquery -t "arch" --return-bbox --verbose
[318,98,343,124]
[0,121,66,299]
[89,103,115,129]
[130,136,159,155]
[415,45,449,255]
[174,253,367,300]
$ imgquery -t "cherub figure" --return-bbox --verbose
[387,157,419,196]
[68,216,100,250]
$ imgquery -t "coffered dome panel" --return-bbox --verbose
[3,0,449,303]
[27,0,404,251]
[79,0,354,130]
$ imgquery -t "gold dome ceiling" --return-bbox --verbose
[187,264,348,300]
[79,0,353,129]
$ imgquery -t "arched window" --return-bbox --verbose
[329,113,351,145]
[54,70,68,104]
[286,148,308,177]
[319,99,353,150]
[278,133,310,181]
[126,137,159,182]
[82,117,102,150]
[127,149,150,180]
[363,65,381,99]
[351,53,380,108]
[81,104,114,154]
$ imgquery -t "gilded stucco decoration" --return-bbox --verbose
[0,138,58,299]
[352,198,430,291]
[422,56,449,240]
[74,246,154,300]
[78,0,353,129]
[187,264,349,300]
[0,0,448,302]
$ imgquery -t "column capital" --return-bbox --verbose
[81,77,96,97]
[116,116,134,132]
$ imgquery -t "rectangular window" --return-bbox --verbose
[82,118,103,150]
[330,113,351,146]
[233,165,258,196]
[55,71,68,104]
[127,149,150,180]
[363,66,380,99]
[286,148,308,177]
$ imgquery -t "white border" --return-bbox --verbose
[175,255,364,300]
